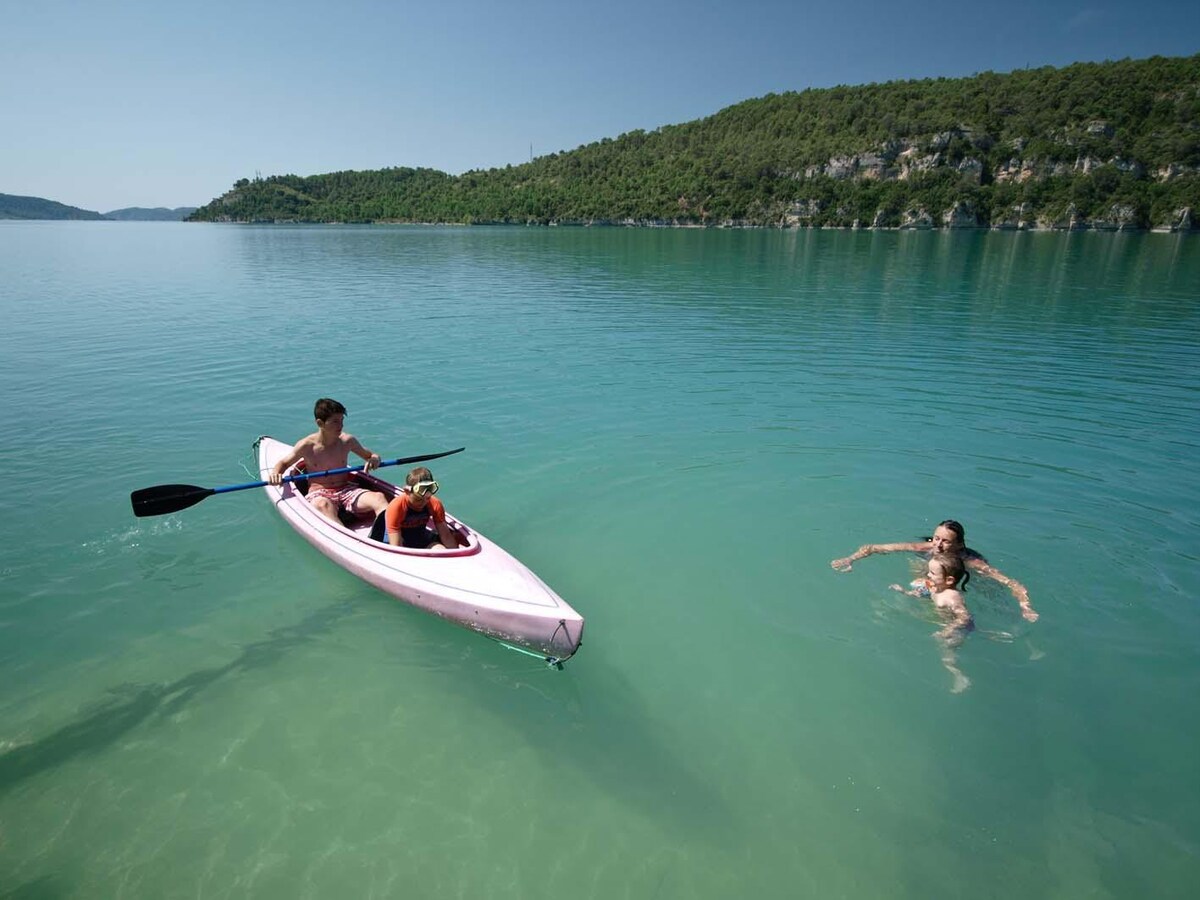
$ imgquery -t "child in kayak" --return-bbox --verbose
[268,397,389,523]
[831,519,1036,621]
[891,552,974,693]
[383,466,460,549]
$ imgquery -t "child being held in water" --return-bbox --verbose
[891,552,974,694]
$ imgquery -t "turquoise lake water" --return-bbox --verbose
[1,222,1197,897]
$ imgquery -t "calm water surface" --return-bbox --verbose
[1,222,1197,898]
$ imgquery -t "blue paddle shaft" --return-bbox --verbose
[129,448,463,517]
[219,451,462,495]
[214,459,399,495]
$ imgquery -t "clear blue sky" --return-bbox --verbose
[3,0,1196,212]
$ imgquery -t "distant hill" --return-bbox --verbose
[104,206,198,221]
[0,193,105,220]
[191,53,1200,231]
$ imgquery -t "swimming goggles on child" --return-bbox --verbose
[410,480,439,498]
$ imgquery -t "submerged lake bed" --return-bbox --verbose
[1,222,1197,897]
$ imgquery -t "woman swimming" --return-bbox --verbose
[831,519,1037,621]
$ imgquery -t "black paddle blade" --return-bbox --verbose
[394,447,466,465]
[130,484,215,517]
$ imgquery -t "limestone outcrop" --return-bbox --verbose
[942,202,980,228]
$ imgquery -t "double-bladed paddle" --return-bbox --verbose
[130,447,465,518]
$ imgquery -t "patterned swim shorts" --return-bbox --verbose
[306,484,369,513]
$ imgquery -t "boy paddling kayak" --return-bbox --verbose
[268,397,389,523]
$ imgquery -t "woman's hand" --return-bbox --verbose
[1014,585,1038,621]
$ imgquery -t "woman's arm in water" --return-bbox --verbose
[967,558,1038,622]
[831,541,928,572]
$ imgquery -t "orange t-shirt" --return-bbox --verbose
[384,493,446,535]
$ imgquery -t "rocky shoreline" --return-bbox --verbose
[216,208,1196,232]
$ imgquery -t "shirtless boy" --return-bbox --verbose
[268,398,389,523]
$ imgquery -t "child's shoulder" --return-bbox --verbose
[934,588,967,606]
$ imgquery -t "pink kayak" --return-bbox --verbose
[255,436,583,665]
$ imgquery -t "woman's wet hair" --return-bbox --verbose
[937,520,965,544]
[923,519,966,545]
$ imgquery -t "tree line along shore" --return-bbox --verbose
[190,54,1199,232]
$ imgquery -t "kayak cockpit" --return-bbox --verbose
[283,463,481,557]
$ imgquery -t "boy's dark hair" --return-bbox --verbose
[314,398,347,422]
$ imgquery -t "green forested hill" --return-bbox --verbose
[0,193,106,220]
[191,54,1200,230]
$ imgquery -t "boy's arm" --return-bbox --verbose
[968,559,1037,621]
[435,520,458,548]
[346,435,381,472]
[385,497,403,546]
[430,502,458,548]
[269,438,309,484]
[833,541,927,571]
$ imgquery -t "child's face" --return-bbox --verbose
[926,560,953,590]
[317,413,344,437]
[407,478,438,507]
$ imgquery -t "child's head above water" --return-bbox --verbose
[927,552,969,591]
[405,466,440,505]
